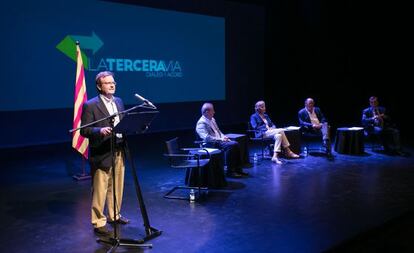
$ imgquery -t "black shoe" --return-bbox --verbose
[239,171,249,177]
[108,217,130,225]
[242,163,253,168]
[226,172,243,178]
[395,150,408,157]
[94,225,112,236]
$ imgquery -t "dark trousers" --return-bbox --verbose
[228,135,250,166]
[207,140,242,174]
[368,126,401,152]
[382,127,401,151]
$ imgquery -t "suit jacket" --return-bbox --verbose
[196,115,224,143]
[298,107,327,131]
[80,95,125,169]
[362,106,390,130]
[250,112,275,138]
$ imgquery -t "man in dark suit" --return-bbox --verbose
[298,98,332,156]
[362,96,402,154]
[80,71,129,236]
[196,103,248,178]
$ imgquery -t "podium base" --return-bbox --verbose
[97,236,152,253]
[144,227,162,241]
[72,173,91,181]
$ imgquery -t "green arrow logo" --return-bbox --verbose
[70,32,103,55]
[56,32,104,69]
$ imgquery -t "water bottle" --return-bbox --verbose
[253,153,258,163]
[189,189,195,203]
[264,146,269,157]
[303,147,308,157]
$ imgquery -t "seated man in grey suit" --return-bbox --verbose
[196,103,248,178]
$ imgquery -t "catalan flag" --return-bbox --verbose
[72,42,89,159]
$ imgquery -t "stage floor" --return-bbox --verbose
[1,132,414,253]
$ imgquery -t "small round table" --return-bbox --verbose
[283,126,301,155]
[334,127,365,155]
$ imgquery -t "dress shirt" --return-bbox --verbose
[100,94,122,138]
[306,108,320,125]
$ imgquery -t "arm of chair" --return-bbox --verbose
[197,148,211,158]
[181,148,212,159]
[163,153,196,158]
[181,148,203,151]
[247,129,267,140]
[194,140,209,148]
[164,152,208,169]
[164,153,199,164]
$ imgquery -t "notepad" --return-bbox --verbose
[348,127,364,131]
[283,126,301,131]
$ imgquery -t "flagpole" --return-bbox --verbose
[73,155,91,180]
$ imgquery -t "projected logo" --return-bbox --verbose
[56,32,183,78]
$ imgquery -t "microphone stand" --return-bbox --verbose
[69,104,153,133]
[69,102,160,252]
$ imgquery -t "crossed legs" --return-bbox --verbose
[264,128,299,164]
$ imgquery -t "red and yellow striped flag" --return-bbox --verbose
[72,43,89,159]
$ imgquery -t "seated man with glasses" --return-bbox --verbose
[80,71,129,236]
[362,96,404,155]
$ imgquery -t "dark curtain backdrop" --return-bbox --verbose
[263,0,410,144]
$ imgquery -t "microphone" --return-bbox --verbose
[134,93,156,109]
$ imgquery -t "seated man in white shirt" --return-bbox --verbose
[196,103,248,178]
[298,98,332,156]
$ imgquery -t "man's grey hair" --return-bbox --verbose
[255,100,265,111]
[201,103,213,115]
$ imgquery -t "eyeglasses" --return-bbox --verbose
[101,81,117,85]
